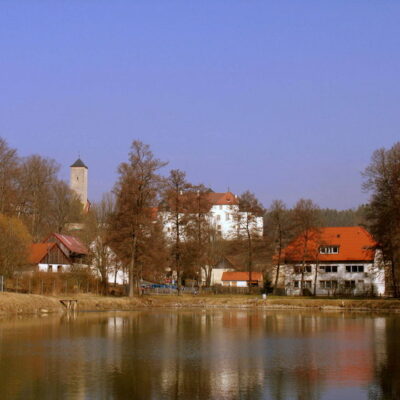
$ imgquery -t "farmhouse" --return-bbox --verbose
[29,233,88,273]
[278,226,385,296]
[29,242,71,273]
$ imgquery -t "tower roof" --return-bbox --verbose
[70,158,88,169]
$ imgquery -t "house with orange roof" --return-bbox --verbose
[28,233,88,273]
[221,271,263,288]
[278,226,385,296]
[29,242,72,273]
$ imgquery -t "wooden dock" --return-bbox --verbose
[59,299,78,311]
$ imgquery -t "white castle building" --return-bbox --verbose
[160,191,263,240]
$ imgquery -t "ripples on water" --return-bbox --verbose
[0,310,398,399]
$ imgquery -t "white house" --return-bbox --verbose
[277,226,385,296]
[160,191,263,240]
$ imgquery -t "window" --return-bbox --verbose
[225,213,230,221]
[57,265,62,272]
[219,205,223,210]
[294,265,312,274]
[320,246,339,254]
[346,265,364,273]
[344,280,356,289]
[294,280,312,288]
[48,265,53,272]
[320,280,338,289]
[321,266,338,273]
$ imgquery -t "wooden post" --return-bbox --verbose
[41,280,44,295]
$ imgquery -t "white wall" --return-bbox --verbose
[38,264,71,273]
[160,204,263,241]
[282,261,385,296]
[223,280,248,287]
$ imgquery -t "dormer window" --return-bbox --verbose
[320,246,339,254]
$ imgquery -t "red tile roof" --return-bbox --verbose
[283,227,376,262]
[29,243,57,264]
[207,192,239,206]
[221,271,263,281]
[161,191,239,213]
[44,233,88,255]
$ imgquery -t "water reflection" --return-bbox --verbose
[0,310,398,399]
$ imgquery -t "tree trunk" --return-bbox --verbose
[129,234,137,297]
[274,246,282,290]
[247,223,253,294]
[313,259,319,296]
[391,256,398,297]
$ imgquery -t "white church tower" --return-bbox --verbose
[70,158,88,209]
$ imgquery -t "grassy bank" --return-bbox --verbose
[2,292,400,315]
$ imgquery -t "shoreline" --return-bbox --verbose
[2,292,400,316]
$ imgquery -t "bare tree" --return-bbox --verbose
[49,180,83,233]
[0,214,31,278]
[17,155,60,241]
[0,138,20,215]
[109,141,167,297]
[265,200,292,291]
[291,199,321,295]
[203,226,227,287]
[80,193,118,294]
[162,169,193,294]
[363,143,400,297]
[234,191,264,291]
[182,187,214,288]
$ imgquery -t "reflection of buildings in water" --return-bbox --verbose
[371,317,387,369]
[1,311,396,400]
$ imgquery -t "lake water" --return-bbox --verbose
[0,309,399,400]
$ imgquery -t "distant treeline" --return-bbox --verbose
[318,205,367,227]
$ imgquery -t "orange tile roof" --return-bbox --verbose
[283,226,376,262]
[207,192,239,206]
[221,271,263,281]
[161,191,239,213]
[29,243,57,264]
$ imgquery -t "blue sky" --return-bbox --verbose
[1,1,399,209]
